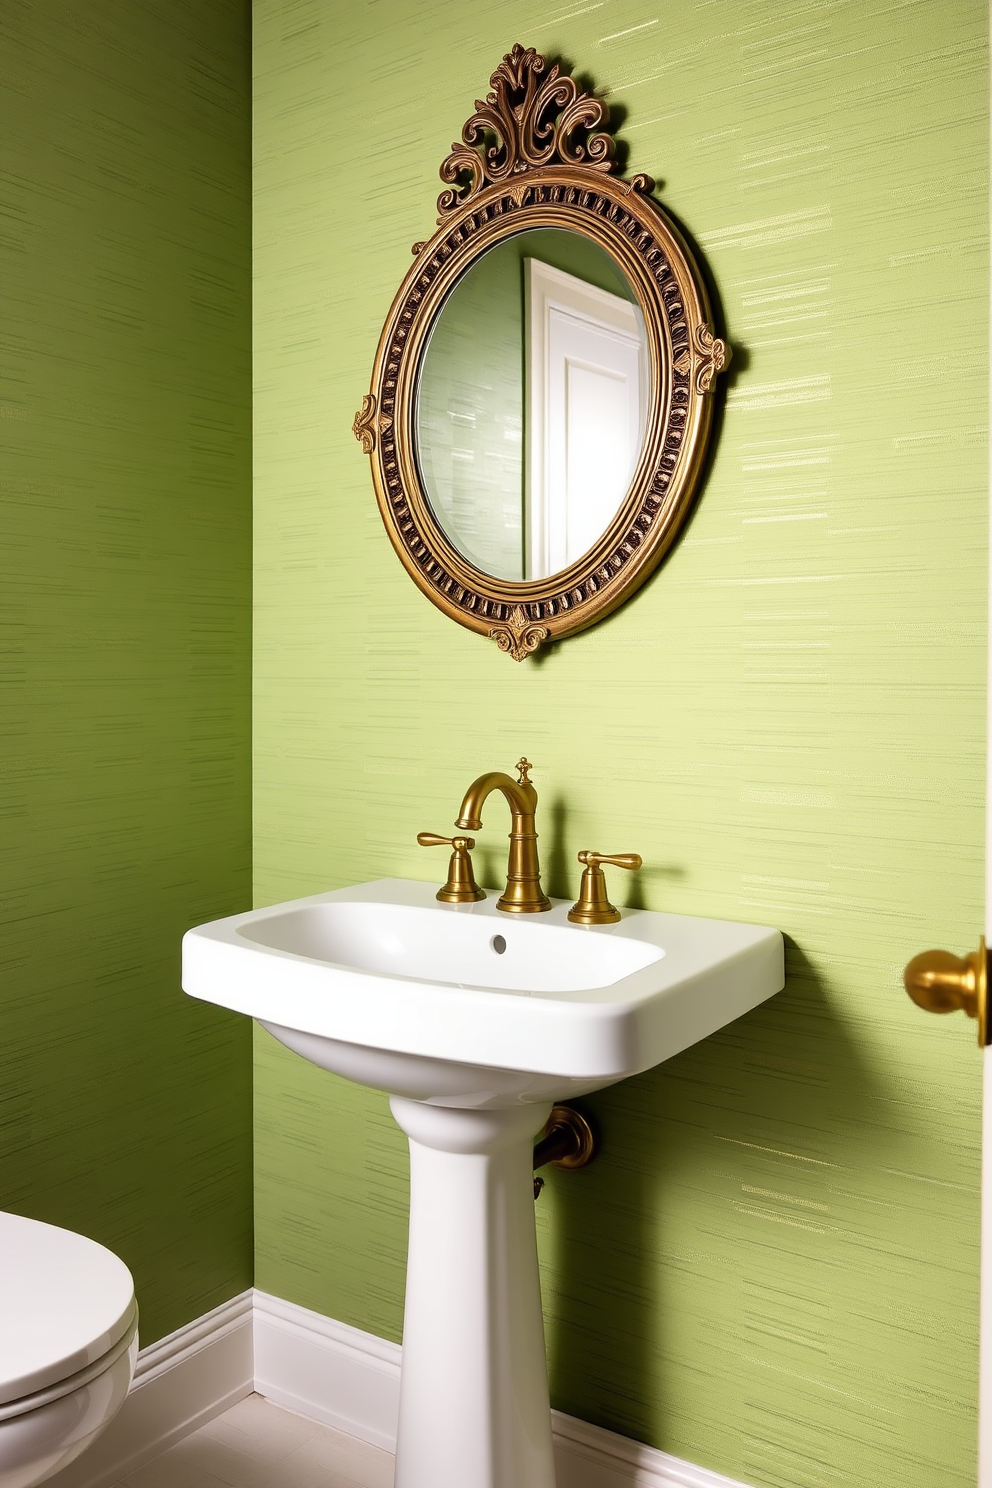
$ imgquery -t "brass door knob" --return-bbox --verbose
[903,937,988,1046]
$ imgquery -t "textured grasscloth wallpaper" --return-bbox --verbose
[1,0,253,1343]
[253,3,988,1485]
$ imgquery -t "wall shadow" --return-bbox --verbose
[539,940,910,1454]
[540,793,684,908]
[622,861,685,911]
[543,794,572,900]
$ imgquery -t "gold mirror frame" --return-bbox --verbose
[353,44,729,661]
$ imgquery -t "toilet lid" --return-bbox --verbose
[0,1211,137,1405]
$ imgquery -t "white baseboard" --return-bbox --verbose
[253,1289,751,1488]
[45,1291,253,1488]
[551,1410,752,1488]
[253,1290,400,1451]
[38,1286,748,1488]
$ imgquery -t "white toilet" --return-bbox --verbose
[0,1212,139,1488]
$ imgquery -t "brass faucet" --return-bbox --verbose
[455,758,551,914]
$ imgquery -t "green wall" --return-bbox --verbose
[253,4,988,1486]
[1,0,253,1344]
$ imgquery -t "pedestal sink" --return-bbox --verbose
[183,878,783,1488]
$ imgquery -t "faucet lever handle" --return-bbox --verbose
[568,850,642,925]
[417,832,486,905]
[579,851,642,872]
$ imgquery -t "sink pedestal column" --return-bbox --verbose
[389,1097,556,1488]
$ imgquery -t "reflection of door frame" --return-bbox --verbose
[524,258,646,580]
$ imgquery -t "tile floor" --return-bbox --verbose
[113,1395,393,1488]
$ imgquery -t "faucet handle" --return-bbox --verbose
[568,850,642,925]
[515,758,533,786]
[417,832,486,905]
[579,851,642,872]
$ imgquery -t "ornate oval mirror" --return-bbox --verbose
[354,44,729,660]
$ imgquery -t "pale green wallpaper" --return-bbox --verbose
[253,4,988,1486]
[1,0,253,1343]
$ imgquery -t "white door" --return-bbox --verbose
[524,258,647,579]
[984,471,992,1483]
[983,1032,991,1484]
[905,911,990,1484]
[907,181,990,1480]
[979,174,991,1483]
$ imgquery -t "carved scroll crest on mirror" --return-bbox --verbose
[354,44,729,660]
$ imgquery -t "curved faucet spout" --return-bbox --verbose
[455,772,531,832]
[455,761,551,914]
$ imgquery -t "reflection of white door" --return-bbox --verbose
[525,259,646,579]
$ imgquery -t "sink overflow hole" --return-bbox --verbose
[491,935,507,955]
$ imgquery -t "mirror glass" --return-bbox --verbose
[415,228,649,582]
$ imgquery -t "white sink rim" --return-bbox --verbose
[182,877,784,1085]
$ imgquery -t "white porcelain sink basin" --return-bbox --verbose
[182,876,783,1488]
[182,878,783,1106]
